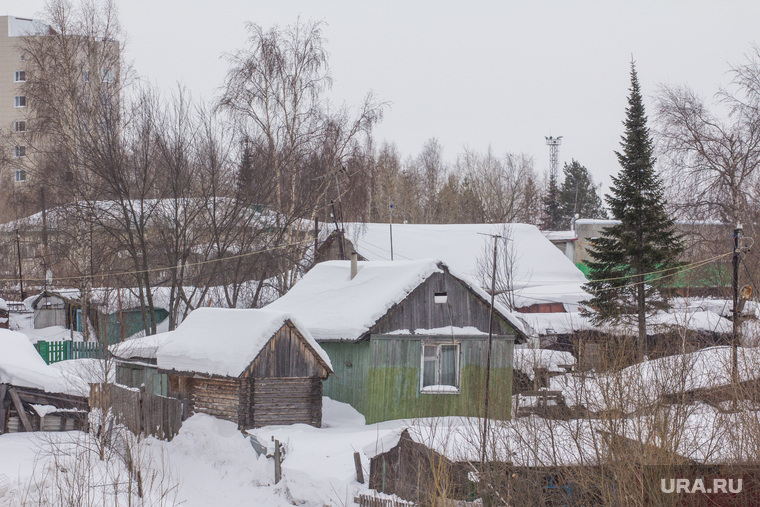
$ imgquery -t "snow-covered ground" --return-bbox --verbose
[0,398,387,507]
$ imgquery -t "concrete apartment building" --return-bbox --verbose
[0,16,51,218]
[0,15,120,221]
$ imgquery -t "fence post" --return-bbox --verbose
[65,340,72,361]
[37,341,49,364]
[274,438,282,484]
[354,451,364,484]
[138,385,146,437]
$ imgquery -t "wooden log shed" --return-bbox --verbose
[157,308,333,430]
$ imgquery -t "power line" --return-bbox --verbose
[2,237,315,284]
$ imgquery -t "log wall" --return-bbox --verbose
[252,377,322,427]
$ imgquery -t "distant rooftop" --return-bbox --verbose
[7,15,51,37]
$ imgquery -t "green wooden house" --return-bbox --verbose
[267,258,528,423]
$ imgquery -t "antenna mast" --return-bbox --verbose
[545,135,563,181]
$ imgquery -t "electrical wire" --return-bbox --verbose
[4,237,316,284]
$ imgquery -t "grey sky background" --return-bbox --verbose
[5,0,760,195]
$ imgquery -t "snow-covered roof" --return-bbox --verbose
[336,222,589,309]
[552,346,760,414]
[0,199,284,234]
[365,417,602,467]
[156,308,332,377]
[267,259,527,342]
[542,230,577,242]
[0,329,85,395]
[29,287,176,314]
[110,332,173,360]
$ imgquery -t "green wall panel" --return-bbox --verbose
[321,336,513,424]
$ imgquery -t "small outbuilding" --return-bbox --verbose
[157,308,333,429]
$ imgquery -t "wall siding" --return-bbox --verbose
[321,269,517,424]
[167,323,327,429]
[371,271,515,337]
[246,324,328,379]
[324,336,513,424]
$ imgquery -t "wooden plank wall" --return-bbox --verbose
[372,271,515,337]
[247,324,329,379]
[252,377,322,427]
[89,383,182,440]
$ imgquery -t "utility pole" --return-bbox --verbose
[480,233,501,465]
[15,229,24,300]
[732,224,742,391]
[330,200,345,260]
[389,198,394,261]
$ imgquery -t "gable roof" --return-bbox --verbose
[333,223,589,309]
[266,259,528,342]
[156,308,332,377]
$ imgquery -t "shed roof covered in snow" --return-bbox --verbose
[156,308,332,377]
[331,223,589,309]
[267,258,528,342]
[0,329,84,395]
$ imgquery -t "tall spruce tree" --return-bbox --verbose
[584,62,683,357]
[558,160,607,228]
[542,171,562,230]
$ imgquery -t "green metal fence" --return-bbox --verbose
[34,340,105,364]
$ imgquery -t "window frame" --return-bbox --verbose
[14,120,26,133]
[14,169,27,183]
[420,341,461,394]
[14,96,26,108]
[14,70,26,82]
[14,145,26,158]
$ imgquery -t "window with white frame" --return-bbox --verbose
[14,145,26,158]
[14,170,27,183]
[14,120,26,133]
[421,342,460,393]
[14,96,26,108]
[14,70,26,82]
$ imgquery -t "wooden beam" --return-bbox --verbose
[0,384,7,434]
[9,387,33,432]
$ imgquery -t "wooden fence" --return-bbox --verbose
[89,383,183,440]
[354,495,416,507]
[35,340,104,364]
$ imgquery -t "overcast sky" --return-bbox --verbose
[5,0,760,193]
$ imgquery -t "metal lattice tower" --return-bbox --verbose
[545,136,563,180]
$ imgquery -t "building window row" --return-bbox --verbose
[14,96,26,108]
[14,70,26,82]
